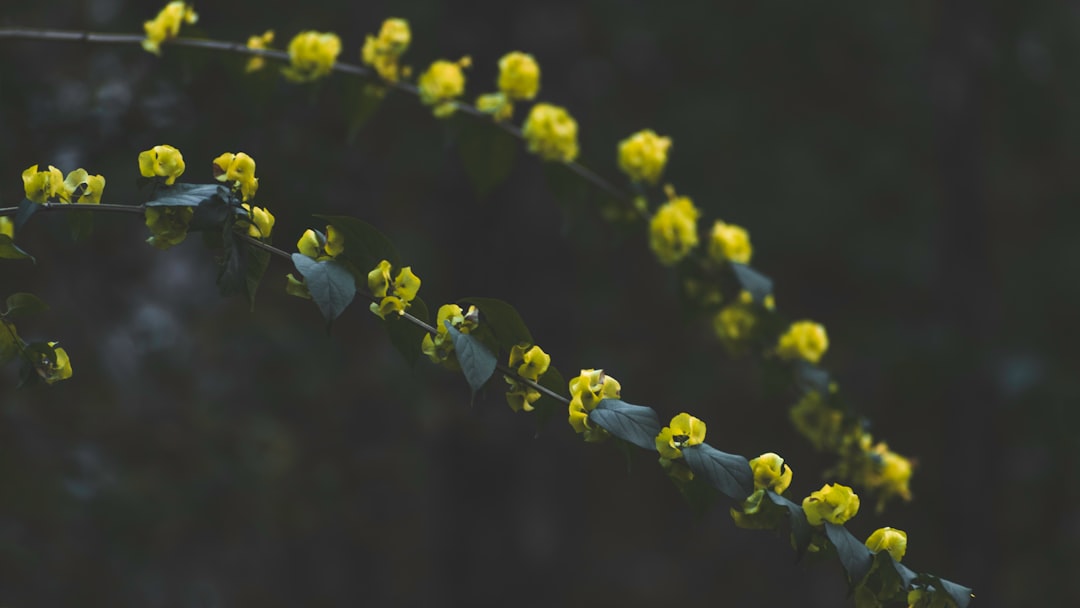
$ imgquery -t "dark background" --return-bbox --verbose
[2,0,1077,605]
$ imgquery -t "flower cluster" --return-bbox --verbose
[649,186,699,265]
[802,482,860,526]
[865,526,907,562]
[522,103,579,163]
[22,165,105,205]
[731,452,794,529]
[713,297,758,355]
[617,129,672,185]
[367,260,421,319]
[245,30,275,73]
[418,57,471,118]
[477,52,541,121]
[789,390,844,451]
[567,369,620,442]
[138,144,186,185]
[776,320,829,364]
[142,1,198,55]
[145,207,194,250]
[286,226,344,298]
[708,220,752,265]
[212,152,259,202]
[240,204,275,240]
[361,18,411,82]
[504,344,551,412]
[421,304,480,367]
[282,31,341,83]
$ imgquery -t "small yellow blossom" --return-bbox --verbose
[617,129,672,185]
[245,30,275,73]
[776,320,829,364]
[361,18,411,82]
[649,186,699,265]
[708,220,752,265]
[749,452,793,494]
[655,412,707,460]
[240,203,275,239]
[142,1,198,55]
[367,260,421,319]
[282,31,341,83]
[504,343,551,412]
[865,527,908,562]
[522,103,579,163]
[212,152,259,201]
[35,341,73,384]
[659,456,695,482]
[802,483,860,526]
[421,304,480,367]
[713,303,757,354]
[295,226,343,260]
[567,368,621,441]
[862,442,914,509]
[789,391,844,452]
[144,206,194,250]
[497,52,540,101]
[476,92,513,121]
[62,169,106,204]
[138,145,186,185]
[0,217,13,239]
[285,273,311,299]
[21,165,65,203]
[418,57,471,118]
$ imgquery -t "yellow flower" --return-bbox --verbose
[708,220,752,265]
[418,57,471,118]
[802,483,860,526]
[325,225,344,257]
[504,344,551,413]
[498,52,540,101]
[142,1,198,55]
[285,273,311,299]
[21,165,64,203]
[522,103,579,162]
[659,456,695,482]
[862,442,914,508]
[649,187,699,265]
[240,203,275,239]
[749,452,793,494]
[295,226,343,260]
[568,368,621,441]
[789,391,844,452]
[617,129,672,185]
[212,152,259,201]
[138,145,186,185]
[0,217,13,239]
[245,30,275,73]
[421,304,480,366]
[776,320,829,364]
[35,341,73,384]
[367,260,421,319]
[655,412,707,460]
[865,527,908,562]
[144,206,194,249]
[361,18,411,82]
[282,31,341,83]
[475,92,513,121]
[713,303,756,354]
[62,169,106,204]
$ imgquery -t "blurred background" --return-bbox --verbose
[1,0,1077,605]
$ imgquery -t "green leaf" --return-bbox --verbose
[543,163,590,236]
[216,233,247,298]
[67,210,93,242]
[589,399,661,451]
[765,491,813,558]
[344,82,385,143]
[384,296,430,366]
[681,443,754,500]
[458,121,518,200]
[458,297,534,353]
[244,245,271,312]
[0,235,35,262]
[925,576,973,608]
[292,254,357,323]
[889,558,918,591]
[315,214,400,271]
[671,475,719,518]
[445,321,497,393]
[14,199,39,231]
[145,183,228,208]
[17,341,56,388]
[794,360,831,395]
[825,522,874,586]
[0,321,21,364]
[531,365,567,432]
[188,196,234,232]
[5,293,49,318]
[730,263,773,302]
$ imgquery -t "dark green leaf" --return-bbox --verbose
[458,122,518,200]
[0,234,34,262]
[766,491,813,558]
[0,321,21,364]
[217,233,247,297]
[532,365,567,432]
[67,210,93,242]
[145,183,227,208]
[671,475,719,518]
[731,263,773,302]
[825,522,874,586]
[17,341,56,388]
[384,296,430,366]
[890,559,918,591]
[5,293,49,318]
[344,82,385,143]
[459,297,533,353]
[794,360,831,395]
[244,245,271,311]
[543,163,590,237]
[934,577,973,608]
[445,321,498,393]
[315,214,400,271]
[189,196,234,231]
[292,254,357,323]
[14,199,39,231]
[681,444,754,500]
[589,399,661,450]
